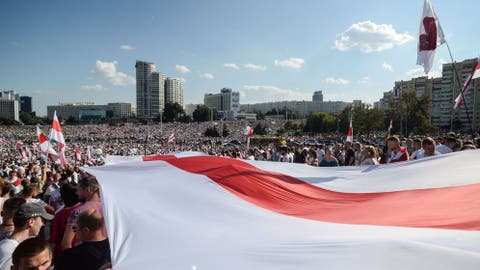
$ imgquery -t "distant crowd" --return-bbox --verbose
[0,121,479,269]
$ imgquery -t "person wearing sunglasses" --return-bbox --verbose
[55,209,110,270]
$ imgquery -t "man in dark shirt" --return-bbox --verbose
[55,209,110,270]
[344,142,355,166]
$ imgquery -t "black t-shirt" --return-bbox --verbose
[345,148,355,166]
[55,239,111,270]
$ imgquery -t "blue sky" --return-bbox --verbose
[1,0,478,116]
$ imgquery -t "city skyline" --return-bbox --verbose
[1,0,479,116]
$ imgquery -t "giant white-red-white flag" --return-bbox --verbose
[454,58,480,109]
[417,0,446,74]
[49,111,67,165]
[85,151,480,269]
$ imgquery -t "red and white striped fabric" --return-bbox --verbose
[49,111,67,165]
[245,126,254,137]
[168,133,175,143]
[346,118,353,142]
[454,58,480,109]
[84,151,480,269]
[36,125,58,156]
[19,146,31,161]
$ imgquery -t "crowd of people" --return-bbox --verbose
[0,120,478,269]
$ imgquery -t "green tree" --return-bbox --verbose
[0,117,20,125]
[303,112,336,133]
[338,105,384,137]
[178,114,192,123]
[20,112,37,125]
[386,91,436,136]
[254,110,265,120]
[265,108,278,115]
[163,102,186,122]
[205,126,220,137]
[192,105,217,122]
[253,123,268,135]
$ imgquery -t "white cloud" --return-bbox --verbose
[274,58,305,69]
[111,72,135,86]
[325,77,349,85]
[244,64,267,71]
[224,63,239,70]
[176,65,191,73]
[334,21,414,53]
[406,67,441,78]
[200,73,214,80]
[241,85,311,103]
[81,84,104,91]
[120,44,135,50]
[96,60,135,86]
[382,62,393,72]
[358,76,370,84]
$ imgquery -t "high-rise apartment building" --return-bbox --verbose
[312,91,323,102]
[20,96,32,114]
[165,77,184,107]
[240,99,350,117]
[135,60,166,118]
[377,58,480,131]
[442,59,479,131]
[204,88,240,119]
[0,91,20,121]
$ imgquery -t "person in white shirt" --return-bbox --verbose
[0,202,53,269]
[418,137,441,159]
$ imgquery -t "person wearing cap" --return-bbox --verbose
[0,202,53,269]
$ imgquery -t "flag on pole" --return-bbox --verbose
[346,118,353,142]
[84,151,480,269]
[453,58,480,109]
[49,111,67,165]
[245,126,254,137]
[417,0,446,74]
[168,133,175,143]
[19,146,31,161]
[36,125,58,156]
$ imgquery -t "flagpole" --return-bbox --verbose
[445,41,473,133]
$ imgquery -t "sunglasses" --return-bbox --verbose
[72,225,82,233]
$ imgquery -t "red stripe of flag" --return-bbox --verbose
[144,155,480,230]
